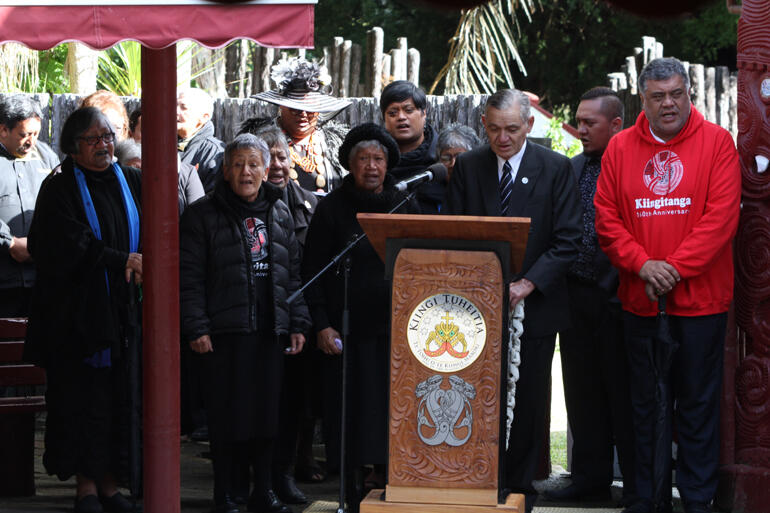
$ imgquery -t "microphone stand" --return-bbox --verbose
[287,188,417,513]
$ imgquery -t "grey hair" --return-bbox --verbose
[115,138,141,166]
[224,133,271,168]
[638,57,690,94]
[0,94,42,129]
[485,89,531,124]
[348,140,389,168]
[177,88,214,118]
[254,126,290,157]
[437,123,481,157]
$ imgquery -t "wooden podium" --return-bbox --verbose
[357,214,530,513]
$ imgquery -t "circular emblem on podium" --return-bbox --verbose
[406,293,487,372]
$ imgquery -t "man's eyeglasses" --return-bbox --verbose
[78,132,115,146]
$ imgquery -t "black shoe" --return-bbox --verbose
[191,425,210,442]
[75,495,103,513]
[274,473,307,504]
[621,499,653,513]
[100,492,138,513]
[247,490,292,513]
[543,484,611,502]
[684,502,711,513]
[212,494,240,513]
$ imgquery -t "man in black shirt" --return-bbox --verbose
[545,87,636,507]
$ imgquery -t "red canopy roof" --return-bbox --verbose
[0,1,315,50]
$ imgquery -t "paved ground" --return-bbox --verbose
[1,347,695,513]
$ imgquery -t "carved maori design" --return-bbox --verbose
[415,375,475,447]
[734,204,770,354]
[389,251,501,489]
[735,355,770,467]
[736,69,770,196]
[732,0,770,486]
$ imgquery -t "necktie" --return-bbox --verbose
[499,161,513,215]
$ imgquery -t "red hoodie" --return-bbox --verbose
[595,106,740,317]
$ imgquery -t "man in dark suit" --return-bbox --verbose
[543,87,636,506]
[444,89,582,512]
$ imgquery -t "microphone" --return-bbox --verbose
[394,163,448,192]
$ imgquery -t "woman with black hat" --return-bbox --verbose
[247,58,351,194]
[301,123,419,513]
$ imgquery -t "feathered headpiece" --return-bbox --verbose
[253,57,350,115]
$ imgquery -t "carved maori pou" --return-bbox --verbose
[734,0,770,472]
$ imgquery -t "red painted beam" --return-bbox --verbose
[141,45,180,513]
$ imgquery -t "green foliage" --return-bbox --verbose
[513,0,737,122]
[550,430,567,470]
[38,45,69,94]
[0,43,39,93]
[431,0,539,94]
[313,0,460,89]
[545,116,582,157]
[98,41,142,96]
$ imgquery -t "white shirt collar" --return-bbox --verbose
[497,140,527,182]
[649,125,666,143]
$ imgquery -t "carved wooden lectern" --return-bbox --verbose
[357,213,530,513]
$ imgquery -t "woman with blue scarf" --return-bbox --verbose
[25,107,142,513]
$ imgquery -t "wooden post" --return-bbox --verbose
[141,44,180,513]
[625,56,638,94]
[332,36,344,95]
[367,27,384,97]
[390,49,403,85]
[261,47,275,92]
[350,43,362,97]
[655,41,664,59]
[251,44,263,95]
[381,53,392,90]
[729,72,738,139]
[705,66,716,123]
[340,40,352,98]
[607,72,627,91]
[716,66,730,130]
[225,40,241,97]
[689,63,706,115]
[642,36,657,66]
[407,48,420,87]
[397,37,408,81]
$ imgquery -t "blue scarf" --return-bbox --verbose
[74,162,140,368]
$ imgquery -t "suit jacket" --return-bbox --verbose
[569,153,619,298]
[444,142,582,337]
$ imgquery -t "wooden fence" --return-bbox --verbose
[197,27,421,100]
[24,93,486,160]
[607,35,738,139]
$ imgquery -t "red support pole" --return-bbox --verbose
[141,45,180,513]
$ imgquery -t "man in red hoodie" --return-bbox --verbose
[595,58,740,513]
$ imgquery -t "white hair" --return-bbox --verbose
[177,88,214,118]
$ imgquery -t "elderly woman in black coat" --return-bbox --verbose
[24,107,142,513]
[301,123,418,513]
[180,133,311,513]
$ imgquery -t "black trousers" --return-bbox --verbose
[623,311,726,507]
[504,333,556,495]
[559,279,635,494]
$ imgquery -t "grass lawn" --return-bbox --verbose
[551,430,567,470]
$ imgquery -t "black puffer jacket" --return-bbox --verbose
[180,180,311,343]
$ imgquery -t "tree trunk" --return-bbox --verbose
[65,42,98,95]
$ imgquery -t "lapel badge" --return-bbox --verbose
[521,177,529,184]
[304,200,312,210]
